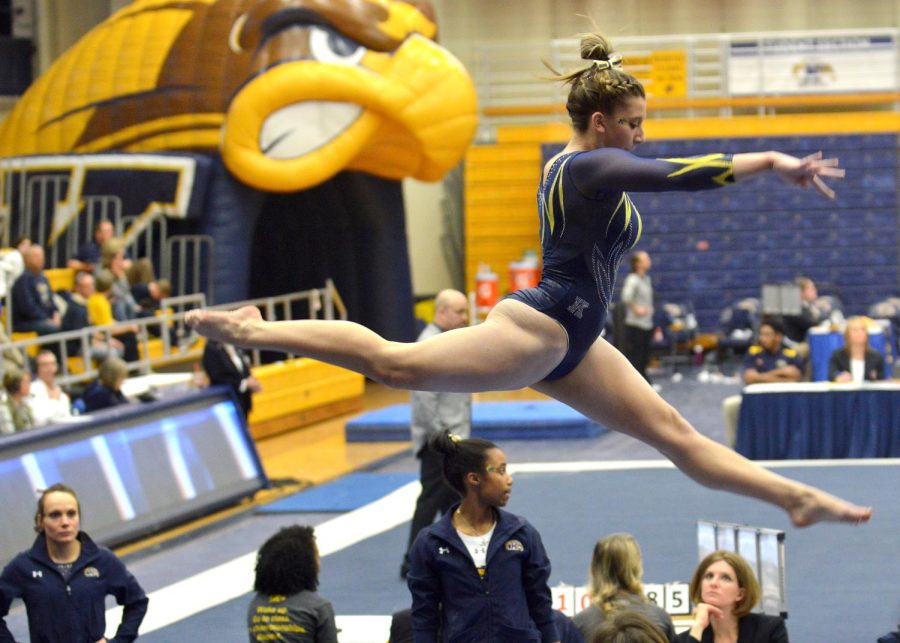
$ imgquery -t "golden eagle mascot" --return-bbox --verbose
[0,0,477,339]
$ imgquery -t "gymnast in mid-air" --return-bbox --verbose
[187,31,871,528]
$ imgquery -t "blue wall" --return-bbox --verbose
[548,134,899,330]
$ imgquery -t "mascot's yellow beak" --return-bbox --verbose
[220,0,478,192]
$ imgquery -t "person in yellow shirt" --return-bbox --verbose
[88,270,140,363]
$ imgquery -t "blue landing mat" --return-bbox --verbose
[344,400,606,442]
[256,472,418,513]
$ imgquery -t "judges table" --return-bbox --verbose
[736,381,900,459]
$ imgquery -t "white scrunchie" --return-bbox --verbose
[587,53,623,71]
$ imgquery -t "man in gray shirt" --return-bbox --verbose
[400,289,471,579]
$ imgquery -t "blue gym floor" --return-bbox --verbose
[4,378,898,642]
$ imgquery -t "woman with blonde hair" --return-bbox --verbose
[828,316,885,383]
[676,550,787,642]
[574,534,674,642]
[80,356,130,413]
[186,31,871,530]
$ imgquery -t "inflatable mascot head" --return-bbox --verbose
[0,0,478,192]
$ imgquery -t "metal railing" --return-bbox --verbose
[0,280,347,387]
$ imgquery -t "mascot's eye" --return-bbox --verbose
[309,26,365,66]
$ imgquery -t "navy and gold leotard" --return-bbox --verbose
[507,148,734,380]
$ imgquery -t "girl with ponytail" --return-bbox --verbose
[406,431,561,642]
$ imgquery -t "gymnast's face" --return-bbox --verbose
[601,96,646,151]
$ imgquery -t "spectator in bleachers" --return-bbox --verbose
[1,368,34,433]
[828,316,885,383]
[28,350,72,427]
[407,431,558,642]
[781,276,824,361]
[127,257,170,315]
[591,611,669,643]
[101,238,141,321]
[68,218,130,274]
[89,270,140,363]
[11,244,61,336]
[247,525,337,643]
[620,251,659,385]
[62,271,126,364]
[0,235,31,299]
[573,533,675,643]
[722,318,804,447]
[676,550,788,643]
[79,356,130,413]
[0,314,27,376]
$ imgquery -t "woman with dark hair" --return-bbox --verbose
[676,550,787,643]
[186,32,871,530]
[0,482,148,642]
[247,525,337,643]
[574,534,674,642]
[407,431,559,642]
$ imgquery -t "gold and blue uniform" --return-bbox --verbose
[507,148,735,380]
[743,344,805,374]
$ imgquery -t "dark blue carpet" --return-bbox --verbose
[255,472,418,513]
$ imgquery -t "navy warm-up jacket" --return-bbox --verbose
[0,532,148,643]
[407,504,558,643]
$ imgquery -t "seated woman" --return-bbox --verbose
[88,270,140,363]
[574,533,675,642]
[0,368,34,434]
[828,316,885,383]
[676,550,788,643]
[247,525,337,643]
[80,356,130,413]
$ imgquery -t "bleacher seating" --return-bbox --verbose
[626,133,898,330]
[716,297,761,368]
[652,301,698,372]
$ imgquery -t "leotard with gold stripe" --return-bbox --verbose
[507,147,734,380]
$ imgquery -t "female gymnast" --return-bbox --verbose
[186,32,871,529]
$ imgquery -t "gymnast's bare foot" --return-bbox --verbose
[185,306,263,347]
[787,485,872,527]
